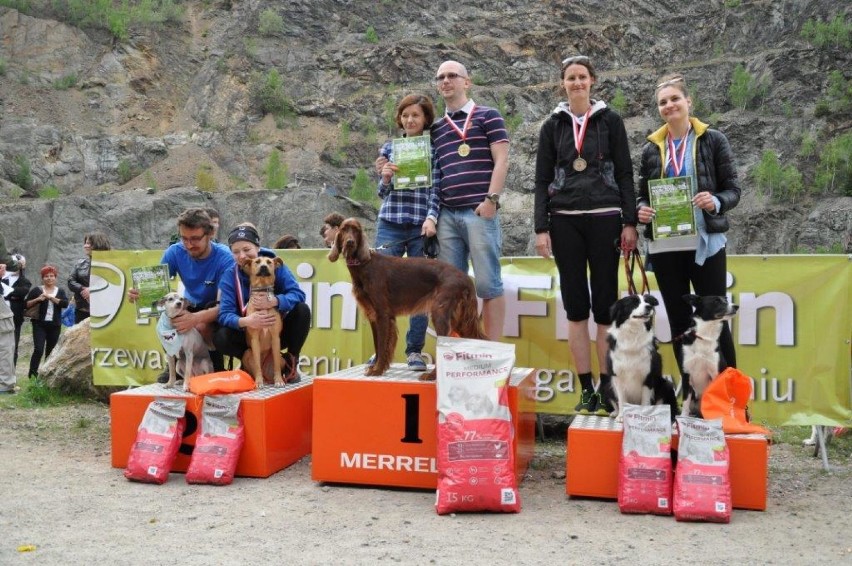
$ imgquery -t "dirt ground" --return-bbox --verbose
[1,335,851,565]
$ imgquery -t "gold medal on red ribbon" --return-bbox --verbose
[570,106,592,172]
[445,104,476,158]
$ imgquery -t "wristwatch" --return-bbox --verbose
[486,193,501,205]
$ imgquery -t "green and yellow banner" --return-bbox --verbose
[91,251,851,426]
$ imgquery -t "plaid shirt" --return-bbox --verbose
[377,139,441,225]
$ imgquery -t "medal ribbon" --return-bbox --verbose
[666,124,691,176]
[444,103,476,143]
[235,269,248,316]
[570,107,592,158]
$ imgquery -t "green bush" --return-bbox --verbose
[196,165,216,191]
[349,168,379,206]
[728,64,768,110]
[495,95,522,133]
[38,185,62,199]
[609,88,628,116]
[0,57,6,76]
[144,170,158,192]
[258,8,283,36]
[383,96,397,133]
[813,132,852,196]
[365,25,378,44]
[751,150,802,201]
[249,69,294,119]
[801,15,851,49]
[13,155,33,191]
[265,150,288,190]
[117,159,134,184]
[53,73,78,90]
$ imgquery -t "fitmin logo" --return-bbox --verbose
[443,352,494,361]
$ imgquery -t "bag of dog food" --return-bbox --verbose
[124,398,187,484]
[673,416,732,523]
[435,336,520,515]
[618,403,673,515]
[186,395,244,485]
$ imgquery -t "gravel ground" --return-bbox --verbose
[1,331,850,565]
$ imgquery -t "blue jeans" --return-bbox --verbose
[437,207,503,299]
[375,219,428,354]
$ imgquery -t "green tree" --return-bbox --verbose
[365,25,379,44]
[609,88,628,116]
[751,150,802,201]
[813,132,852,196]
[258,8,283,37]
[349,168,379,206]
[250,69,293,119]
[265,150,288,190]
[728,64,767,110]
[801,15,851,49]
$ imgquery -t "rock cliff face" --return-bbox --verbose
[0,1,849,266]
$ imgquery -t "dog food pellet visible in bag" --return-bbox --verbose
[124,398,187,484]
[618,403,673,515]
[186,395,244,485]
[435,336,520,515]
[673,416,732,523]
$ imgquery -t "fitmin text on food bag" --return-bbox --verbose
[186,395,244,485]
[674,416,732,523]
[618,403,673,515]
[435,336,520,514]
[124,398,187,484]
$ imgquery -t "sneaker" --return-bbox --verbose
[366,354,376,366]
[596,388,616,415]
[574,389,597,414]
[282,353,301,384]
[407,352,427,372]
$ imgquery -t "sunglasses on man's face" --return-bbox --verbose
[435,72,466,82]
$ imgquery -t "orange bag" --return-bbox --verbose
[701,367,770,435]
[188,369,256,396]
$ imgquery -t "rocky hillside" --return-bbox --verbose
[0,0,849,272]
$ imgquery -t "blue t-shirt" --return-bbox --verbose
[217,248,306,331]
[161,241,235,307]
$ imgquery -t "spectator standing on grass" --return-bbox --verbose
[24,265,69,379]
[68,231,111,325]
[2,253,31,366]
[0,250,22,394]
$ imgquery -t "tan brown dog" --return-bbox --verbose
[240,255,285,388]
[328,218,487,380]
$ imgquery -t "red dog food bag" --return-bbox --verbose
[124,398,187,484]
[618,403,673,515]
[435,336,520,515]
[673,416,732,523]
[186,395,244,485]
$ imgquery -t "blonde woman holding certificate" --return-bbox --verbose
[636,74,742,382]
[373,94,441,371]
[533,55,638,415]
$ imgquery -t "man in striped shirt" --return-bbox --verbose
[431,60,509,341]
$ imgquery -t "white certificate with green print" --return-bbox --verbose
[648,176,697,239]
[130,264,171,318]
[392,135,432,190]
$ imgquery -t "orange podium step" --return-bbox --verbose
[566,415,770,510]
[111,379,313,478]
[311,365,537,488]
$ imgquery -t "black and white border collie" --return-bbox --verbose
[606,294,678,422]
[680,294,739,417]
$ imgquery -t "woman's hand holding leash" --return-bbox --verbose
[620,225,639,256]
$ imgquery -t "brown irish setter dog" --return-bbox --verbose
[328,218,487,380]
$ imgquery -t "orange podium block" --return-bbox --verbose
[311,365,537,488]
[111,379,313,478]
[566,415,770,510]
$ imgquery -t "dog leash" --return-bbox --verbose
[375,234,440,259]
[623,249,650,296]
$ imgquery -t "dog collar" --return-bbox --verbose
[251,285,274,293]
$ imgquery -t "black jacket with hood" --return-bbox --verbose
[534,100,637,233]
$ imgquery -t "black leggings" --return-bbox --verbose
[649,248,736,375]
[213,302,312,360]
[29,320,61,378]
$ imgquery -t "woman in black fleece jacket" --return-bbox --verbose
[533,55,638,415]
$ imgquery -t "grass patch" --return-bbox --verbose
[5,375,88,408]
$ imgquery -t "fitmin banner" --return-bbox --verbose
[91,251,851,426]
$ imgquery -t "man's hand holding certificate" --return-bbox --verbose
[391,135,432,190]
[648,176,696,239]
[130,264,171,318]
